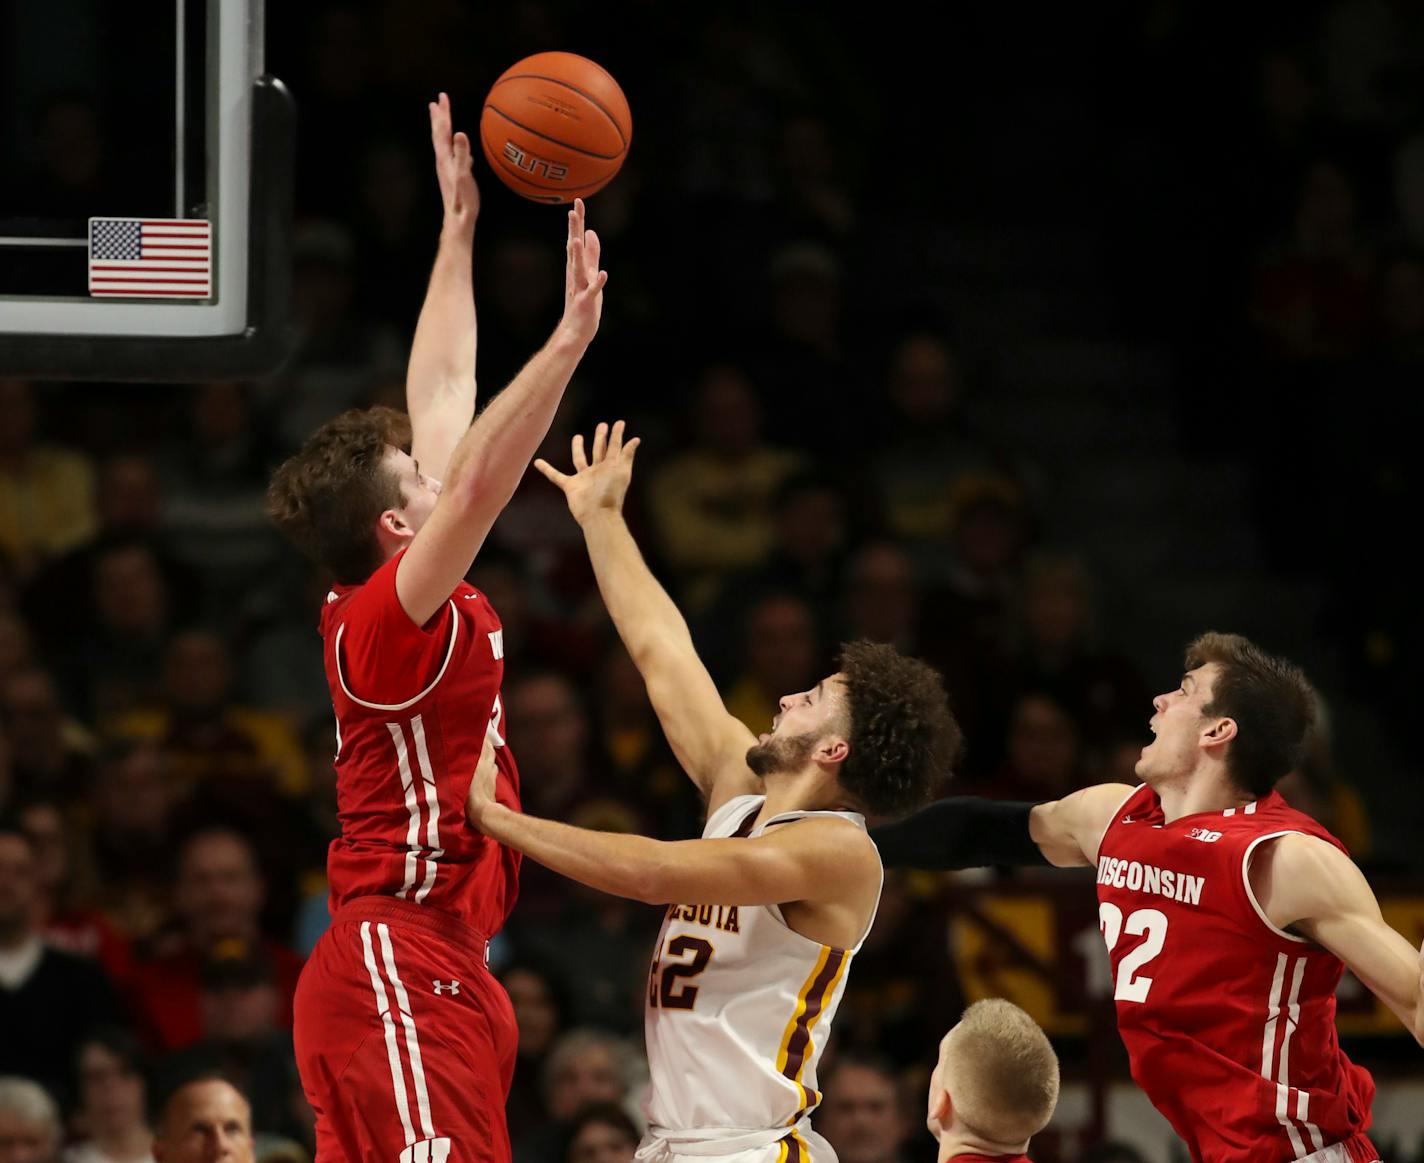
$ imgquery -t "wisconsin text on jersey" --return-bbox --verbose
[1095,857,1206,906]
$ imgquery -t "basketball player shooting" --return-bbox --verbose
[465,421,963,1163]
[872,637,1424,1163]
[266,95,607,1163]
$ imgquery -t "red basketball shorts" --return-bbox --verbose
[294,897,517,1163]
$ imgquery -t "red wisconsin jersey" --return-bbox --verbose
[319,550,521,939]
[1096,785,1376,1163]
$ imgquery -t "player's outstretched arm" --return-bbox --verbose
[469,779,873,907]
[1252,833,1424,1046]
[535,422,757,809]
[870,782,1136,870]
[395,198,606,627]
[405,93,480,484]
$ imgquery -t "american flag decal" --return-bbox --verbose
[88,218,211,298]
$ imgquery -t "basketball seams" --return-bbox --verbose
[481,104,623,162]
[492,73,629,150]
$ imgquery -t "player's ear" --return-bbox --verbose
[815,738,849,766]
[378,507,413,539]
[1201,716,1237,749]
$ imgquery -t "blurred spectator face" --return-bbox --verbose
[1,671,64,764]
[488,238,560,332]
[567,1114,638,1163]
[76,1041,147,1140]
[844,543,918,644]
[694,366,762,458]
[199,979,280,1045]
[0,379,38,459]
[94,545,168,638]
[1007,695,1081,794]
[953,498,1024,579]
[0,616,33,686]
[545,1040,624,1122]
[0,1097,57,1163]
[888,335,959,426]
[0,833,37,942]
[97,455,162,532]
[745,596,817,700]
[507,676,589,780]
[16,803,66,900]
[817,1061,906,1163]
[504,967,562,1059]
[153,1080,254,1163]
[292,224,356,333]
[597,645,651,726]
[96,744,173,836]
[771,263,843,349]
[775,482,845,568]
[163,632,234,717]
[1023,559,1091,654]
[1379,255,1424,342]
[175,832,263,947]
[191,383,252,451]
[468,561,528,651]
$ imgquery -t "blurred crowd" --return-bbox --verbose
[2,3,1422,1163]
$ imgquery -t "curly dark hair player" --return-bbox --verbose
[871,632,1424,1163]
[267,96,608,1163]
[465,421,962,1163]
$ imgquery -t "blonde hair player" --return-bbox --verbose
[926,1000,1060,1163]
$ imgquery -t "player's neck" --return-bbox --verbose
[1155,768,1254,823]
[937,1127,1029,1163]
[759,767,846,818]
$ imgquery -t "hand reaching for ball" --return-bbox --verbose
[557,198,607,350]
[429,92,480,238]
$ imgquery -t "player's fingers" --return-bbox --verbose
[624,436,641,465]
[573,197,585,237]
[453,131,471,162]
[583,229,601,275]
[591,422,609,464]
[608,419,624,456]
[532,458,568,486]
[571,433,589,472]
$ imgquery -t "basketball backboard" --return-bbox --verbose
[0,0,294,380]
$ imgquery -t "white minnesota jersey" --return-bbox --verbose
[641,794,882,1155]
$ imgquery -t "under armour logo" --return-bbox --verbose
[1120,814,1136,824]
[433,980,460,995]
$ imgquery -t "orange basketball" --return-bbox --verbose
[480,52,632,203]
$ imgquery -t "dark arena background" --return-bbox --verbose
[1,2,1422,1162]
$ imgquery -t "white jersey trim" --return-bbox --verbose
[334,600,460,711]
[1241,831,1312,944]
[1094,783,1144,867]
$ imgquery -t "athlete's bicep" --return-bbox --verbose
[395,492,492,627]
[1262,836,1421,1035]
[1030,783,1136,867]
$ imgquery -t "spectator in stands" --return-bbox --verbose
[1,668,94,804]
[981,690,1087,802]
[65,1030,154,1163]
[150,1077,254,1163]
[817,1055,910,1163]
[89,742,178,947]
[501,960,572,1143]
[17,799,132,985]
[157,943,306,1147]
[0,379,97,583]
[561,1104,640,1163]
[721,593,823,736]
[507,673,601,823]
[0,1076,62,1163]
[840,541,923,656]
[130,828,302,1053]
[110,630,307,800]
[0,822,119,1103]
[514,1030,640,1163]
[648,364,803,609]
[22,455,196,651]
[157,382,284,626]
[60,541,173,722]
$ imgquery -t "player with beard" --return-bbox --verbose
[466,422,962,1163]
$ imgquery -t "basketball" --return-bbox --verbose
[479,52,632,203]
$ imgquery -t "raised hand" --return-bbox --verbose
[429,92,480,237]
[556,198,608,349]
[534,420,640,526]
